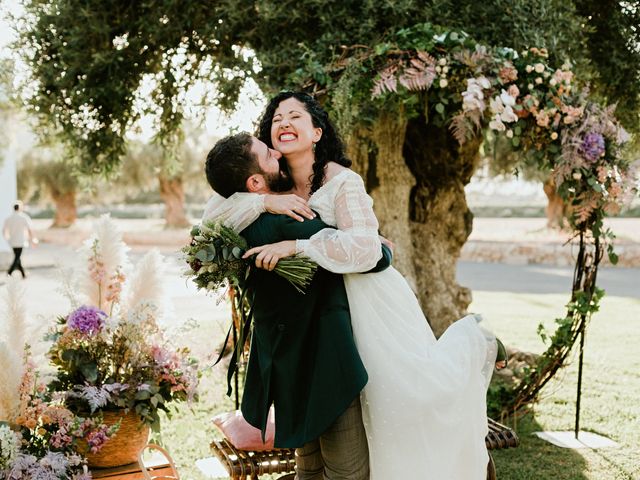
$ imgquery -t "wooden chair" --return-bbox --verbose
[485,418,520,480]
[137,444,180,480]
[210,438,295,480]
[211,417,519,480]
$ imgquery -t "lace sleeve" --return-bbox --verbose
[296,173,382,273]
[202,191,266,232]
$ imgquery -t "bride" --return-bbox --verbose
[204,91,500,479]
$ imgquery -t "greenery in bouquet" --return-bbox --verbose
[183,220,318,294]
[45,217,200,432]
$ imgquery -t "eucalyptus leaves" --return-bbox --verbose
[183,221,318,294]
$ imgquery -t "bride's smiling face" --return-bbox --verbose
[270,97,322,156]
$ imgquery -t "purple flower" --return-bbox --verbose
[580,132,606,162]
[67,306,107,335]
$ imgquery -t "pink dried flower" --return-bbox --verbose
[85,425,112,453]
[535,111,550,127]
[105,269,126,304]
[498,66,518,83]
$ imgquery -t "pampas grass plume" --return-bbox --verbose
[0,278,27,422]
[2,278,27,351]
[79,215,130,308]
[0,343,22,422]
[125,249,165,320]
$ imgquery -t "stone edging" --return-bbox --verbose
[462,240,640,267]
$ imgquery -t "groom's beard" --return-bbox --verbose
[263,170,288,192]
[271,158,294,192]
[264,168,293,192]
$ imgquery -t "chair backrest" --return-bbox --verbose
[137,443,180,480]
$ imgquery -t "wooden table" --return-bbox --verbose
[91,456,173,480]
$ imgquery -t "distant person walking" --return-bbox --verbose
[3,201,37,278]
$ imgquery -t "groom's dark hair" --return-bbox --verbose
[205,132,259,198]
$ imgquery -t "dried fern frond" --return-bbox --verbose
[371,64,399,98]
[573,191,600,225]
[449,111,482,145]
[471,45,491,65]
[450,113,471,145]
[416,50,437,66]
[400,67,436,91]
[453,49,476,68]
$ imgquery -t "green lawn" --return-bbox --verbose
[475,292,640,480]
[157,291,640,480]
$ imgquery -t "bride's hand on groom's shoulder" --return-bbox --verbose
[243,240,297,271]
[264,194,315,222]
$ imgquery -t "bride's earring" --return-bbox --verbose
[312,142,317,152]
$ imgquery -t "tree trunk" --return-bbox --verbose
[50,190,77,228]
[404,117,482,336]
[543,176,567,229]
[346,111,417,285]
[348,110,483,337]
[158,174,190,228]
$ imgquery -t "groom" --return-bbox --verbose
[205,133,391,480]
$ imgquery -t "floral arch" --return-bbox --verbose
[297,23,637,418]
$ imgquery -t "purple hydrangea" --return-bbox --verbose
[580,132,606,162]
[67,306,107,335]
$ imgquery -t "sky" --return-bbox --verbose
[0,1,18,58]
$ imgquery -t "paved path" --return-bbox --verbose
[457,261,640,298]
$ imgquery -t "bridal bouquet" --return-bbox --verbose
[183,221,317,294]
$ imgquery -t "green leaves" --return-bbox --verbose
[194,249,209,262]
[135,389,152,401]
[59,348,98,382]
[79,362,98,383]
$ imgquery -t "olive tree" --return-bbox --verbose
[15,0,639,334]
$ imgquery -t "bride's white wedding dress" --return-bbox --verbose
[204,169,497,479]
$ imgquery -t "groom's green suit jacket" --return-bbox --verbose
[240,212,391,448]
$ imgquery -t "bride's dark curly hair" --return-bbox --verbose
[257,91,351,194]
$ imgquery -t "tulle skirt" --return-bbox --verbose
[344,267,497,480]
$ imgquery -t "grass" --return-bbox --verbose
[474,292,640,480]
[156,291,640,480]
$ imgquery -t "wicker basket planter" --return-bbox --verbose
[84,410,150,468]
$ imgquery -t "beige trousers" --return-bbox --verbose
[294,397,370,480]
